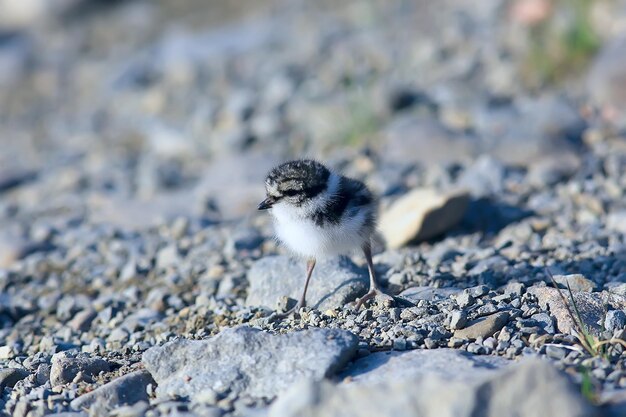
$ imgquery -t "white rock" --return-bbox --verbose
[379,188,469,249]
[0,346,13,359]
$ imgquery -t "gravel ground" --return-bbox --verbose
[2,0,626,416]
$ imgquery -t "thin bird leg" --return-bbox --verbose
[298,258,316,308]
[275,259,316,318]
[364,243,382,292]
[354,243,394,310]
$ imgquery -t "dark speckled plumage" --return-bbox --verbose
[265,160,331,205]
[311,176,374,227]
[264,159,376,229]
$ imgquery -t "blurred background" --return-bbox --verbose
[4,4,626,414]
[0,0,625,227]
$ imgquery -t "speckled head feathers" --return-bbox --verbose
[263,160,330,205]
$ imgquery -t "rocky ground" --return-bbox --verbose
[3,0,626,416]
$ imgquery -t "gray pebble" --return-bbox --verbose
[49,352,110,386]
[450,310,468,330]
[468,285,489,297]
[502,282,524,296]
[455,292,474,308]
[108,328,130,343]
[605,310,626,332]
[545,345,567,360]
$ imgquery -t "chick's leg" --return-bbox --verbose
[276,258,316,318]
[354,243,394,309]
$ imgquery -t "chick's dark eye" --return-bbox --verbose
[283,189,299,197]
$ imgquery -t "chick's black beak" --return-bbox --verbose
[257,197,275,210]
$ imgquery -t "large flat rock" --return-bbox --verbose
[245,256,368,310]
[271,355,594,417]
[142,326,358,401]
[340,348,510,384]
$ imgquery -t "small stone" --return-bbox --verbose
[468,285,489,298]
[454,312,510,340]
[35,364,50,385]
[545,345,567,360]
[552,274,596,292]
[428,328,449,341]
[71,370,155,410]
[31,224,52,242]
[450,310,468,330]
[483,337,497,350]
[400,309,418,320]
[84,338,106,354]
[424,338,437,349]
[50,352,110,386]
[605,310,626,332]
[383,115,473,166]
[73,370,85,384]
[503,282,525,297]
[530,312,556,334]
[455,292,474,308]
[108,328,129,343]
[467,343,485,354]
[493,294,510,303]
[476,303,497,316]
[393,338,407,351]
[156,245,180,269]
[68,309,97,332]
[399,286,461,303]
[324,309,338,318]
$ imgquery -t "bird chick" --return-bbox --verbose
[258,159,391,316]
